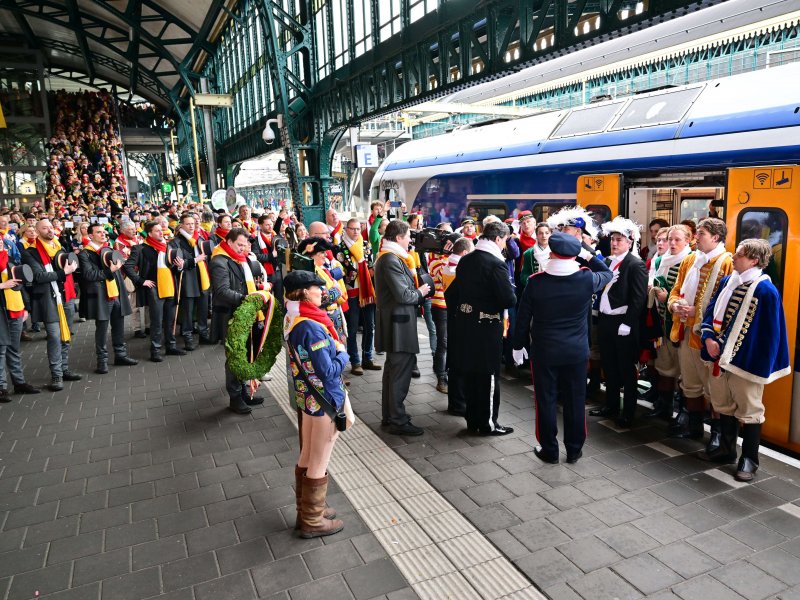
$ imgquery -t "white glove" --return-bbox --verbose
[512,348,528,366]
[579,247,594,261]
[618,324,631,336]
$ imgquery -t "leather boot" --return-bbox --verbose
[736,423,761,482]
[586,361,602,400]
[114,345,138,366]
[95,360,109,375]
[436,375,448,394]
[645,376,674,419]
[669,395,704,439]
[705,418,722,455]
[299,474,344,538]
[294,466,336,530]
[698,414,738,463]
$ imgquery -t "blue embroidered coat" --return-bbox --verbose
[700,275,790,384]
[287,318,349,416]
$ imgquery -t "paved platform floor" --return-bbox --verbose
[3,318,800,600]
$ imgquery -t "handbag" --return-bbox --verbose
[286,341,353,431]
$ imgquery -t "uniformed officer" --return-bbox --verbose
[513,232,612,464]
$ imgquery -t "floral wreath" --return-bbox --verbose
[225,292,283,382]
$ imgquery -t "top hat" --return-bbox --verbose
[99,247,124,268]
[55,250,78,270]
[164,246,179,266]
[199,239,214,256]
[9,264,33,290]
[419,272,435,298]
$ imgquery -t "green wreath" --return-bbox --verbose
[225,294,283,381]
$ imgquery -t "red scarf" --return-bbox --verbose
[144,236,167,253]
[517,231,537,270]
[35,239,77,302]
[299,300,340,343]
[215,227,230,242]
[116,232,138,248]
[81,236,90,247]
[219,240,248,262]
[259,232,276,275]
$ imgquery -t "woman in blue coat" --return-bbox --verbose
[284,270,350,538]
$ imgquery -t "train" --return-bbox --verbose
[371,61,800,453]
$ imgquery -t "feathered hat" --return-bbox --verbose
[601,216,642,253]
[546,206,599,240]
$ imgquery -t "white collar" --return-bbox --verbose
[381,240,409,259]
[475,238,504,261]
[610,251,628,268]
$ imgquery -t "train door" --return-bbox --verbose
[725,166,800,450]
[576,173,621,229]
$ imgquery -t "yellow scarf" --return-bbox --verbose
[22,238,37,249]
[84,243,121,301]
[181,231,211,292]
[377,248,419,286]
[315,266,346,312]
[39,239,71,342]
[1,271,24,312]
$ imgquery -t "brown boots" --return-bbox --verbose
[294,466,342,537]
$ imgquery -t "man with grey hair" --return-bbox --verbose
[114,219,147,338]
[445,221,517,435]
[699,237,789,482]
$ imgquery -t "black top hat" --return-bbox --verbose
[164,246,179,266]
[419,272,435,298]
[55,250,78,270]
[247,258,263,278]
[99,247,124,268]
[199,239,214,256]
[9,264,33,289]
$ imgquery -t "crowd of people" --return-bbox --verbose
[0,194,788,537]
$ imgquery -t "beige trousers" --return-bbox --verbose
[654,338,680,378]
[677,339,710,398]
[708,369,765,424]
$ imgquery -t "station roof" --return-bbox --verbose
[0,0,234,108]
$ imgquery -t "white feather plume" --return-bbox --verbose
[546,206,599,240]
[601,216,642,253]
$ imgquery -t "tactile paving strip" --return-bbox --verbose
[266,351,547,600]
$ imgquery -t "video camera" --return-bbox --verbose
[409,227,461,254]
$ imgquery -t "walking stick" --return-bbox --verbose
[172,270,184,336]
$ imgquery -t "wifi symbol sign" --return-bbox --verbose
[595,178,605,191]
[754,171,772,188]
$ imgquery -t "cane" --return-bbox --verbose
[172,270,184,336]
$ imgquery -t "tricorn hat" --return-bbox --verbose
[546,206,599,240]
[297,237,333,257]
[601,216,641,253]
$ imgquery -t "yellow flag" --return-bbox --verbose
[0,100,6,129]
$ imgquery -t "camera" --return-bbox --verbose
[274,237,288,255]
[290,252,315,273]
[409,227,461,254]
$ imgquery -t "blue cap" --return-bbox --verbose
[548,232,581,258]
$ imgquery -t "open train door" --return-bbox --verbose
[726,166,800,450]
[576,173,622,228]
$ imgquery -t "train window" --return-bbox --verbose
[737,208,787,294]
[585,205,612,229]
[532,204,569,223]
[466,202,507,225]
[680,197,723,224]
[550,101,625,138]
[609,86,703,131]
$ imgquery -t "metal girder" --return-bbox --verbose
[312,0,724,130]
[126,0,142,96]
[65,0,96,81]
[11,12,39,50]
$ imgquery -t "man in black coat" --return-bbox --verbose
[374,219,430,436]
[589,217,648,428]
[251,214,285,305]
[210,227,265,415]
[78,223,138,375]
[514,232,613,464]
[174,213,211,350]
[22,219,82,390]
[123,220,185,362]
[445,221,518,436]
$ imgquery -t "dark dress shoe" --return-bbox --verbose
[95,366,109,375]
[363,361,382,371]
[184,340,198,352]
[134,330,148,339]
[150,354,164,363]
[47,378,64,392]
[589,407,618,418]
[615,416,633,429]
[244,395,265,406]
[351,365,364,376]
[114,357,138,366]
[411,368,421,378]
[0,389,10,403]
[199,336,215,345]
[166,347,187,356]
[144,327,150,334]
[62,371,82,381]
[475,425,514,436]
[388,422,424,436]
[229,398,252,415]
[14,383,40,395]
[567,451,583,464]
[20,331,32,342]
[534,446,559,464]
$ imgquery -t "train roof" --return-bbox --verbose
[378,62,800,175]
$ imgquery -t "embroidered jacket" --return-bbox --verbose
[286,318,349,416]
[700,275,790,384]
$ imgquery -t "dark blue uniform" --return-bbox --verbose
[514,255,612,461]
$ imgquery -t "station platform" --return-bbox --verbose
[2,319,800,600]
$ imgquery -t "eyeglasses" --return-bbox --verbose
[346,227,360,232]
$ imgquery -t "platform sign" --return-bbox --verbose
[355,144,379,168]
[727,165,800,449]
[161,182,173,194]
[576,173,621,220]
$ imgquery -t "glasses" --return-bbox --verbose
[346,227,360,232]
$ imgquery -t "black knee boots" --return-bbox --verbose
[736,423,761,482]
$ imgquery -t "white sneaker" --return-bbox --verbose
[261,373,273,382]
